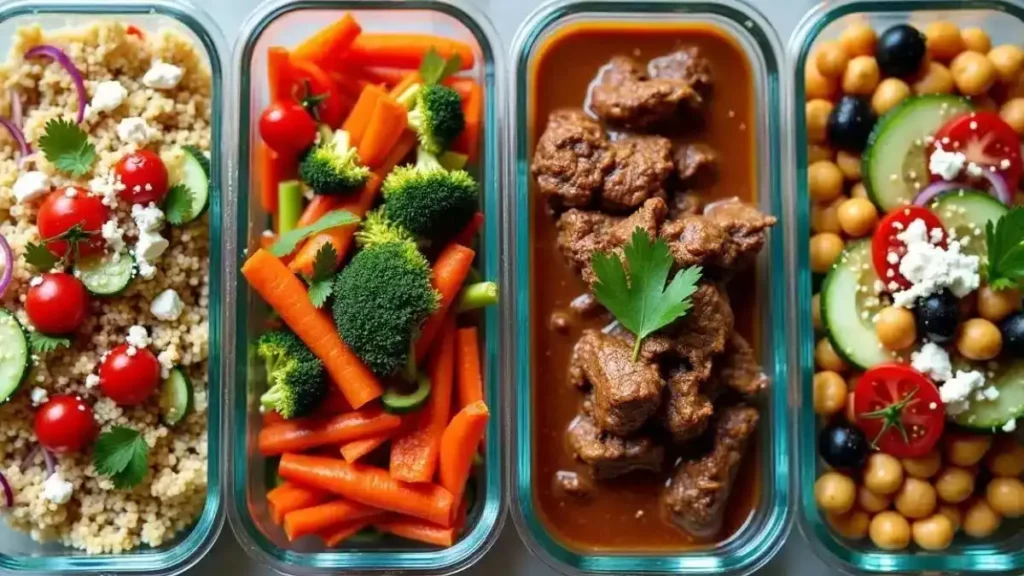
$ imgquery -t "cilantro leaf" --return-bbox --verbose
[38,118,96,177]
[305,243,338,308]
[307,278,333,309]
[24,242,58,271]
[93,426,149,489]
[270,211,360,257]
[419,47,462,86]
[591,227,703,361]
[164,183,193,226]
[985,207,1024,290]
[29,332,71,354]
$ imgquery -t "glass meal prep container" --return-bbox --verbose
[225,0,505,574]
[790,0,1024,573]
[0,0,227,575]
[506,0,792,574]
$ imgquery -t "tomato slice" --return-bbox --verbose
[853,364,945,458]
[871,206,946,290]
[288,57,347,128]
[931,111,1022,190]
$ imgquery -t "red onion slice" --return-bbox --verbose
[979,169,1013,205]
[9,89,22,127]
[0,233,12,299]
[42,449,55,476]
[24,45,87,124]
[0,471,12,508]
[913,181,968,206]
[913,171,1011,207]
[0,117,29,167]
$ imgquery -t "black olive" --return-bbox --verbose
[1000,312,1024,358]
[877,24,927,78]
[914,290,960,343]
[819,423,869,470]
[827,95,876,152]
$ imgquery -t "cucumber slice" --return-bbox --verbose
[931,190,1008,262]
[74,252,135,297]
[381,374,432,414]
[820,239,900,370]
[0,310,29,403]
[951,359,1024,431]
[159,367,193,426]
[174,145,210,224]
[863,95,973,213]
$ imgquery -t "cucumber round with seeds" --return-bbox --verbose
[172,145,210,225]
[952,360,1024,431]
[159,367,193,426]
[0,310,30,403]
[931,190,1008,262]
[75,252,135,297]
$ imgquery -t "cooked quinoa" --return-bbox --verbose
[0,22,212,554]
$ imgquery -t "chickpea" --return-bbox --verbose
[988,44,1024,84]
[1000,98,1024,134]
[956,318,1003,360]
[950,51,997,95]
[809,160,845,202]
[937,504,962,533]
[810,234,846,274]
[902,450,942,479]
[871,77,912,115]
[813,370,848,415]
[962,498,1002,538]
[874,306,918,351]
[977,286,1021,323]
[946,434,993,467]
[815,337,849,372]
[961,28,992,54]
[837,198,878,237]
[806,62,837,101]
[985,438,1024,477]
[986,477,1024,518]
[1007,73,1024,100]
[808,143,834,164]
[806,99,834,144]
[869,511,911,551]
[843,56,881,95]
[857,484,892,513]
[934,467,975,504]
[840,23,877,58]
[815,471,857,514]
[913,61,956,95]
[812,293,823,331]
[912,514,955,551]
[835,150,862,181]
[864,453,905,496]
[816,41,850,78]
[850,182,868,199]
[895,477,938,519]
[827,509,870,540]
[811,195,845,235]
[925,22,964,61]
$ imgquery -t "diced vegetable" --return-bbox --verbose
[345,34,475,70]
[277,180,303,235]
[74,252,135,297]
[159,367,193,426]
[414,244,476,363]
[0,310,29,404]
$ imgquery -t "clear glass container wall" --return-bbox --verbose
[507,1,791,574]
[789,0,1024,573]
[226,1,505,574]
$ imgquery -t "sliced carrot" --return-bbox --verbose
[288,174,382,276]
[391,320,456,483]
[455,327,484,409]
[342,84,386,146]
[375,515,456,547]
[278,453,455,526]
[283,498,381,541]
[451,212,484,248]
[346,34,475,70]
[258,407,402,456]
[450,79,482,162]
[257,142,297,215]
[325,68,365,100]
[334,66,412,90]
[357,95,409,169]
[340,433,391,463]
[389,70,421,100]
[292,13,362,67]
[322,519,377,547]
[267,482,329,525]
[262,410,286,426]
[439,401,489,508]
[268,46,293,102]
[296,196,343,229]
[317,385,353,416]
[414,244,476,363]
[241,249,383,407]
[453,497,469,533]
[376,130,417,176]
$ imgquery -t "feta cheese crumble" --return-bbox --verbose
[89,170,126,208]
[85,374,100,389]
[135,231,169,262]
[150,289,183,321]
[131,203,164,233]
[42,471,73,505]
[30,387,48,406]
[101,219,125,253]
[125,325,150,349]
[939,370,987,416]
[116,117,156,145]
[142,60,183,90]
[911,342,953,382]
[929,146,966,181]
[1004,419,1018,433]
[892,219,980,308]
[12,171,50,203]
[86,80,127,117]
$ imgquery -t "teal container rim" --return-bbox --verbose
[506,0,792,574]
[224,0,506,574]
[788,0,1024,573]
[0,1,227,574]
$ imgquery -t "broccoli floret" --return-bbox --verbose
[381,147,478,244]
[332,240,439,377]
[355,209,416,249]
[256,330,328,419]
[405,84,465,155]
[299,129,370,195]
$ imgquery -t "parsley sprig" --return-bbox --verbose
[985,207,1024,291]
[29,332,71,354]
[24,224,97,271]
[591,227,703,361]
[164,183,194,226]
[93,427,149,490]
[269,210,360,257]
[305,242,338,309]
[38,118,96,177]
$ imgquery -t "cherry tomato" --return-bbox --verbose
[125,24,145,39]
[25,272,89,334]
[36,187,107,259]
[931,111,1022,190]
[289,58,347,128]
[34,394,97,453]
[259,101,317,157]
[871,206,946,290]
[853,364,945,458]
[115,150,169,205]
[99,344,160,406]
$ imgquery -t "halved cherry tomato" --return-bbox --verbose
[259,101,317,158]
[931,111,1022,190]
[25,272,89,334]
[36,187,107,259]
[853,364,945,458]
[115,150,169,205]
[288,57,347,128]
[34,394,96,453]
[99,344,161,406]
[871,206,946,290]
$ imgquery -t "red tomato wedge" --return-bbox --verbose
[871,206,946,290]
[931,111,1022,190]
[853,364,945,458]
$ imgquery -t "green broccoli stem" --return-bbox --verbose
[396,83,423,109]
[259,383,286,412]
[415,146,443,170]
[277,180,303,235]
[456,281,499,312]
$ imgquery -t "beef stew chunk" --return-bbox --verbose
[660,200,777,272]
[648,46,714,99]
[673,142,718,189]
[662,365,715,442]
[590,55,702,130]
[661,405,760,538]
[603,135,675,211]
[531,108,613,208]
[716,333,769,397]
[567,412,665,479]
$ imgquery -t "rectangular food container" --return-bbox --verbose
[225,0,505,574]
[0,0,227,575]
[789,1,1024,573]
[506,0,792,574]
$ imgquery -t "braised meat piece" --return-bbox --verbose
[673,143,718,189]
[661,405,760,538]
[648,46,714,99]
[567,412,664,479]
[716,333,769,397]
[554,470,593,498]
[662,366,715,443]
[589,56,702,130]
[531,108,614,208]
[705,200,778,269]
[603,136,675,212]
[569,330,664,436]
[660,200,776,272]
[670,192,702,219]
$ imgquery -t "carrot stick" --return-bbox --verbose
[357,95,409,168]
[288,174,382,276]
[322,519,377,547]
[268,482,329,525]
[451,212,484,248]
[325,69,365,100]
[296,195,343,229]
[450,80,482,161]
[242,249,383,407]
[268,46,293,102]
[283,498,381,541]
[259,407,402,456]
[346,34,475,70]
[414,244,476,362]
[259,231,278,251]
[262,410,286,426]
[375,130,417,175]
[335,66,412,89]
[340,433,391,463]
[375,515,456,547]
[342,84,386,146]
[257,142,296,215]
[391,320,456,483]
[438,401,489,508]
[293,13,362,67]
[389,70,421,100]
[316,385,353,417]
[455,327,484,409]
[278,454,455,526]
